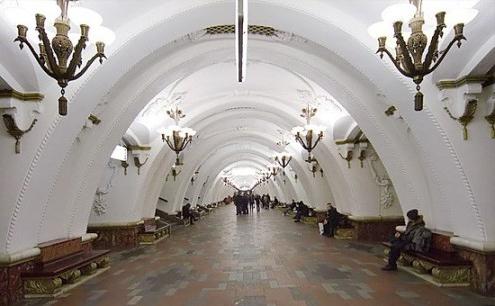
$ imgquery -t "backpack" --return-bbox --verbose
[413,227,432,253]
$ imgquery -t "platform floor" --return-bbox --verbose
[25,206,495,306]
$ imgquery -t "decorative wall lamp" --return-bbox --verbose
[13,0,107,115]
[309,159,320,178]
[2,114,37,154]
[274,152,292,176]
[170,163,182,181]
[374,0,467,111]
[444,100,477,140]
[133,156,148,175]
[160,105,196,166]
[339,150,353,169]
[358,143,368,168]
[121,160,129,175]
[291,103,326,162]
[486,109,495,139]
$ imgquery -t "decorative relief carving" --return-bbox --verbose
[367,149,394,209]
[92,161,117,216]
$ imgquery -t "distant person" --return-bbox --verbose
[182,203,194,225]
[284,200,297,216]
[294,201,309,222]
[323,203,339,237]
[382,209,432,271]
[271,197,279,208]
[255,194,261,212]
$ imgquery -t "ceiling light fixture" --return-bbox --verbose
[13,0,106,115]
[274,152,292,176]
[291,103,326,163]
[159,105,196,166]
[375,0,468,111]
[235,0,248,82]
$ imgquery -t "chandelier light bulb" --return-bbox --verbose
[91,25,116,45]
[381,3,416,24]
[69,7,103,28]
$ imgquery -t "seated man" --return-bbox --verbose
[284,200,297,216]
[294,201,309,222]
[382,209,432,271]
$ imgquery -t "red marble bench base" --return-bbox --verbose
[21,238,110,297]
[382,233,472,286]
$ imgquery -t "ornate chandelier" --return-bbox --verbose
[160,105,196,166]
[14,0,106,116]
[268,165,280,178]
[274,152,292,176]
[291,103,326,162]
[375,0,467,111]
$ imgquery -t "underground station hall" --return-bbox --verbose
[0,0,494,305]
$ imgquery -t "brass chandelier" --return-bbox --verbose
[274,152,292,176]
[14,0,106,116]
[291,103,326,162]
[268,165,280,178]
[160,105,196,166]
[376,0,466,111]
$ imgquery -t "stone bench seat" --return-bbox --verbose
[21,249,110,297]
[139,223,171,244]
[382,241,472,286]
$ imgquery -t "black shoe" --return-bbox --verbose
[381,265,397,271]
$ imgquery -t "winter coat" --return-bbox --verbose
[402,216,432,253]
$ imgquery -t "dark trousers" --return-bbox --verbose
[388,239,409,267]
[323,222,336,237]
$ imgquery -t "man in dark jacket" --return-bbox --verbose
[294,201,309,222]
[323,204,339,237]
[382,209,431,271]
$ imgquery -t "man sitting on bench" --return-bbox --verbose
[382,209,432,271]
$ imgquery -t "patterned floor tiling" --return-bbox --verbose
[22,206,495,306]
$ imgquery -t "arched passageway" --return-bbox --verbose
[0,0,494,304]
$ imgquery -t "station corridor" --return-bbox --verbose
[23,207,494,306]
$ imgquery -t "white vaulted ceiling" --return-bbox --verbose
[0,0,494,257]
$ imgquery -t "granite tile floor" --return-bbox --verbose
[25,206,495,306]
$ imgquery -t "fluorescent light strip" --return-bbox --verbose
[235,0,248,82]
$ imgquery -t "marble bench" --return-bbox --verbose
[382,232,472,286]
[21,238,109,297]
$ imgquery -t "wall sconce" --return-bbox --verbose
[339,150,353,169]
[121,160,129,175]
[486,109,495,139]
[2,114,37,154]
[444,100,477,140]
[1,89,43,154]
[133,156,148,175]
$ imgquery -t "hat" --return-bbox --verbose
[406,209,419,221]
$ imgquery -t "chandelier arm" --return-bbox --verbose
[380,48,415,78]
[70,53,106,81]
[165,139,178,152]
[66,37,88,77]
[14,37,57,79]
[425,36,465,74]
[36,27,62,77]
[394,34,416,74]
[423,25,445,70]
[296,135,310,151]
[287,156,292,166]
[310,135,323,151]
